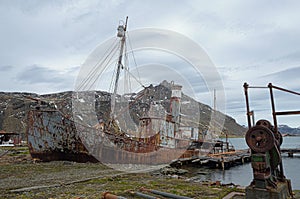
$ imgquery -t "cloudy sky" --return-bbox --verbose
[1,0,300,127]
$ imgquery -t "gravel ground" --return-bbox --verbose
[1,147,299,199]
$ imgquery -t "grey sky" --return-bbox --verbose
[1,0,300,127]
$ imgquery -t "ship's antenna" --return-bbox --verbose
[213,89,216,111]
[211,89,216,140]
[124,16,128,31]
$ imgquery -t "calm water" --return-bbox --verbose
[186,137,300,190]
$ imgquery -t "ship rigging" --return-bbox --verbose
[26,17,233,165]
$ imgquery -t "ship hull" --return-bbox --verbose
[27,110,99,162]
[26,110,192,164]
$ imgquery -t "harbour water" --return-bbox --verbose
[186,137,300,190]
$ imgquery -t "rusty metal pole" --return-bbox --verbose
[102,192,127,199]
[140,188,192,199]
[129,191,160,199]
[268,83,278,133]
[243,83,252,128]
[250,111,255,126]
[268,83,285,180]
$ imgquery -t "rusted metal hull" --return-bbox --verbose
[29,150,98,163]
[27,110,98,162]
[26,110,192,164]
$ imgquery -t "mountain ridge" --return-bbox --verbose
[0,82,247,138]
[278,124,300,135]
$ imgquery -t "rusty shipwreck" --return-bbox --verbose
[26,17,232,164]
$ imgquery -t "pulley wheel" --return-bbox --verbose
[245,125,275,153]
[255,119,283,146]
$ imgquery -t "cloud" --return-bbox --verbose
[17,65,65,84]
[1,0,300,127]
[263,66,300,81]
[0,65,14,72]
[255,66,300,92]
[10,65,78,93]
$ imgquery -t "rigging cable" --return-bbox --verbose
[86,43,121,91]
[80,41,119,91]
[76,38,119,91]
[127,33,142,87]
[123,67,145,89]
[124,41,132,94]
[108,62,119,94]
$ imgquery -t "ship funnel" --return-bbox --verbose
[171,83,182,99]
[170,82,182,125]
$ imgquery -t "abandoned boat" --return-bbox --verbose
[26,17,233,164]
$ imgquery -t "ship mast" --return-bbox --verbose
[111,16,128,118]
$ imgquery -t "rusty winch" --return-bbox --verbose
[245,119,283,188]
[244,83,294,198]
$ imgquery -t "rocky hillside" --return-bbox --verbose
[0,82,246,138]
[129,81,246,137]
[278,125,300,135]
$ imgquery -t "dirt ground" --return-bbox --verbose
[0,147,298,199]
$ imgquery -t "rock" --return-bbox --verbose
[197,171,209,175]
[177,169,188,175]
[159,166,188,175]
[171,174,178,179]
